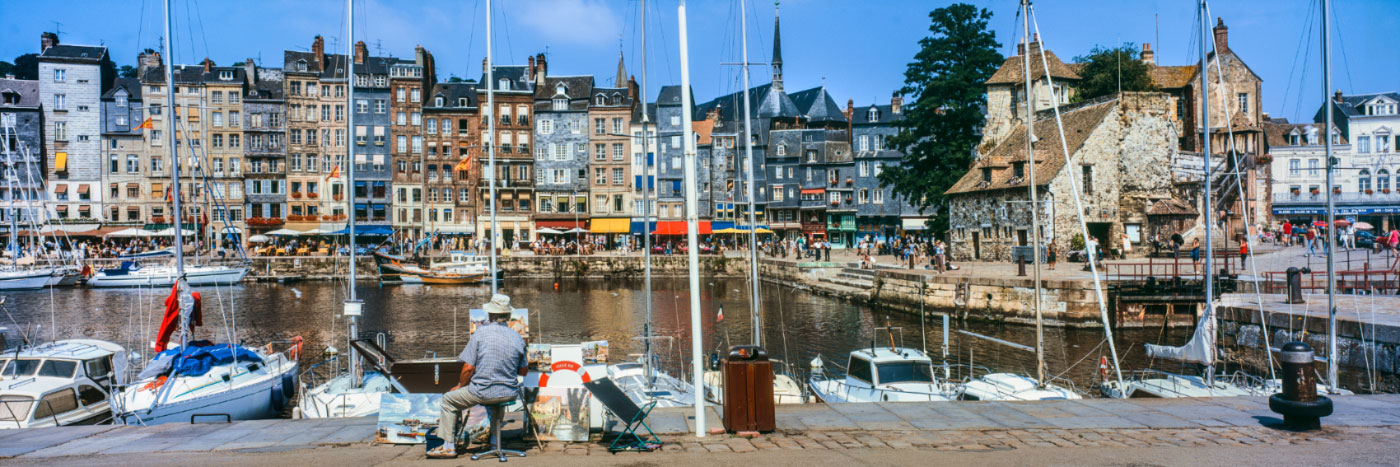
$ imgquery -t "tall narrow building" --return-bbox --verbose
[390,46,435,239]
[585,55,637,242]
[38,33,111,222]
[532,69,594,235]
[475,57,536,245]
[243,60,288,239]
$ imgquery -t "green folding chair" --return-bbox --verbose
[583,377,661,452]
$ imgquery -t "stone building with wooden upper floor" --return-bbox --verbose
[946,93,1179,262]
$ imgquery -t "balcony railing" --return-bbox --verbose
[1273,191,1400,205]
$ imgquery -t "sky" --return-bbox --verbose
[2,0,1395,123]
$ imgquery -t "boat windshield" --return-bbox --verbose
[0,395,35,422]
[875,361,935,384]
[1,359,41,378]
[39,360,78,378]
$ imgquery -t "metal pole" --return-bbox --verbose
[1021,0,1046,386]
[163,0,185,278]
[677,0,706,438]
[345,0,363,388]
[640,0,654,389]
[1320,0,1339,392]
[486,0,498,295]
[1199,0,1216,380]
[739,0,762,347]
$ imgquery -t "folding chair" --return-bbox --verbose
[583,377,661,452]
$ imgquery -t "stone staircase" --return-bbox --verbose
[815,266,876,289]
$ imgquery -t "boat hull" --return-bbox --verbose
[87,266,248,288]
[374,252,489,285]
[0,269,55,290]
[120,354,297,425]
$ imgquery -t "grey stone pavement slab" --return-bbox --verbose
[2,395,1397,459]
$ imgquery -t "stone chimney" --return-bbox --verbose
[354,41,368,64]
[1334,90,1343,103]
[1017,33,1043,57]
[535,53,548,87]
[482,57,489,74]
[1140,43,1155,65]
[311,35,325,70]
[706,106,721,122]
[40,32,59,52]
[527,55,535,81]
[891,93,903,114]
[845,99,854,120]
[627,76,638,101]
[201,57,213,73]
[138,50,162,75]
[1213,18,1229,54]
[244,58,257,86]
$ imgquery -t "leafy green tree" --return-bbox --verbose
[8,54,40,80]
[1072,43,1158,101]
[118,65,138,78]
[879,4,1003,234]
[0,61,14,78]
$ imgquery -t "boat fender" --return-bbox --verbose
[289,336,303,360]
[1098,356,1109,381]
[271,381,287,412]
[281,372,297,399]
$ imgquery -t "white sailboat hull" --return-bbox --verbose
[0,269,56,290]
[88,265,248,288]
[119,352,297,425]
[299,372,394,419]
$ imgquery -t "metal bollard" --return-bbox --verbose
[1268,342,1333,430]
[1017,255,1026,277]
[1285,267,1309,304]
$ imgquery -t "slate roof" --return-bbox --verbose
[946,99,1118,195]
[249,68,285,100]
[1319,92,1400,118]
[478,65,533,92]
[534,75,593,100]
[756,84,800,119]
[1150,65,1198,89]
[986,50,1079,85]
[38,44,107,63]
[101,77,142,100]
[851,104,903,125]
[694,84,770,122]
[1146,198,1197,216]
[789,86,846,123]
[429,82,479,108]
[590,86,633,108]
[283,51,321,74]
[140,65,229,85]
[0,78,42,109]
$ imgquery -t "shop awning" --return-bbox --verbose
[77,184,90,194]
[901,218,928,230]
[652,220,711,235]
[800,188,825,195]
[78,205,91,213]
[55,152,68,173]
[590,218,631,234]
[536,220,584,229]
[54,184,68,195]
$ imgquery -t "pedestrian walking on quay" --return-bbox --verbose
[1047,243,1057,270]
[1305,226,1318,257]
[428,294,528,459]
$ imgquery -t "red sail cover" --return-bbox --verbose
[154,284,204,353]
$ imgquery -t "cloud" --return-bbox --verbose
[515,0,623,48]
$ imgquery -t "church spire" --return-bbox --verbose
[615,52,627,87]
[771,1,784,93]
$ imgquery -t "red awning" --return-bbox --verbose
[77,184,91,194]
[536,220,585,229]
[800,188,825,195]
[54,184,68,194]
[652,220,711,235]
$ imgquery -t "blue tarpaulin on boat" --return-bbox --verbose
[137,340,264,379]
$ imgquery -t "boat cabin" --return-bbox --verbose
[0,340,126,428]
[845,347,937,388]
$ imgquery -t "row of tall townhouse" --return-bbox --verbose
[14,18,926,248]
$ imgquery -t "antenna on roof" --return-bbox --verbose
[52,21,64,39]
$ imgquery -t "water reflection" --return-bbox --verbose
[5,278,1204,393]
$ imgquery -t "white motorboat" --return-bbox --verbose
[299,371,394,419]
[0,268,55,291]
[958,373,1082,401]
[590,361,698,408]
[808,348,957,403]
[119,341,299,425]
[86,262,248,288]
[0,339,128,429]
[703,368,807,405]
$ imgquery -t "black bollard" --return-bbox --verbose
[1285,267,1309,304]
[1017,255,1026,277]
[1268,342,1333,430]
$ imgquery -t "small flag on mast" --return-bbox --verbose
[137,118,155,130]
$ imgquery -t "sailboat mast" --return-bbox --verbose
[1198,0,1215,379]
[345,0,363,389]
[677,0,707,438]
[486,0,498,295]
[163,0,185,278]
[1020,0,1046,386]
[640,0,655,387]
[1320,0,1338,392]
[738,0,762,347]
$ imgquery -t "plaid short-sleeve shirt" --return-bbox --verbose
[458,322,528,399]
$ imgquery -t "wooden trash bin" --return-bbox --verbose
[721,345,775,433]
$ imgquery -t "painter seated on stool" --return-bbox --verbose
[427,293,530,459]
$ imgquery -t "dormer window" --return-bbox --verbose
[613,92,621,102]
[552,98,567,111]
[982,167,993,183]
[498,78,510,91]
[1013,162,1026,178]
[555,83,567,96]
[596,95,605,105]
[435,96,444,107]
[296,60,308,72]
[776,144,786,156]
[868,108,879,121]
[219,70,234,81]
[458,98,468,107]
